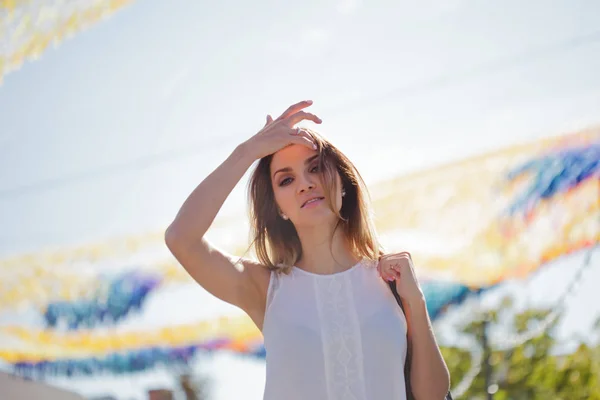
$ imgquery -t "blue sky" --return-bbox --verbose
[1,0,600,398]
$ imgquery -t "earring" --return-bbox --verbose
[342,189,346,197]
[281,214,289,220]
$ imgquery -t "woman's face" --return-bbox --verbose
[270,144,343,228]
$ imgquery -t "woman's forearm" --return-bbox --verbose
[166,143,255,242]
[405,296,450,399]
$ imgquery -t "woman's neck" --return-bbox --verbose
[294,221,359,275]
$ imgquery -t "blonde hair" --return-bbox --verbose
[247,129,383,273]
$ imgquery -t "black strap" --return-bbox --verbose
[388,281,415,400]
[388,281,453,400]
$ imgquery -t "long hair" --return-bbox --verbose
[247,128,383,273]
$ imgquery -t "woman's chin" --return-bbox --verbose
[294,210,338,227]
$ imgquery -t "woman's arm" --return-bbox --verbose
[165,100,320,323]
[405,295,451,400]
[378,253,450,399]
[165,143,264,311]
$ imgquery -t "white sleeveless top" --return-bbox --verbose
[262,258,407,400]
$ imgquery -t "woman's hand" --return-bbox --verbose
[243,100,322,160]
[378,252,424,304]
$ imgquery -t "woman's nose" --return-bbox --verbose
[298,175,315,193]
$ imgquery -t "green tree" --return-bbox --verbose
[442,299,600,399]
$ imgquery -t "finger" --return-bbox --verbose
[384,263,401,277]
[277,100,313,120]
[291,127,316,143]
[290,135,317,151]
[390,270,402,282]
[379,265,393,281]
[288,126,315,143]
[377,262,395,281]
[387,252,409,259]
[397,256,413,269]
[384,271,397,282]
[378,260,390,270]
[382,253,411,264]
[264,114,273,127]
[286,111,322,126]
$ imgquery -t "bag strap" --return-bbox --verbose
[387,281,453,400]
[388,281,415,400]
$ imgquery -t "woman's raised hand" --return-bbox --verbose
[244,100,322,160]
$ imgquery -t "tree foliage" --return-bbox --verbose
[442,300,600,399]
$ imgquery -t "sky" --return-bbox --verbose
[1,0,599,399]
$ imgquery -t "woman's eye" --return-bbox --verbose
[279,177,292,186]
[310,165,320,173]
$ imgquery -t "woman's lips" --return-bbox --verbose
[301,197,325,208]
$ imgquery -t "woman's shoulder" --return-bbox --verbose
[240,257,272,292]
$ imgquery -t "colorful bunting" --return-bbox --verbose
[44,271,161,330]
[374,127,599,287]
[0,0,134,84]
[0,127,598,376]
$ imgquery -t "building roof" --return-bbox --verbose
[0,371,85,400]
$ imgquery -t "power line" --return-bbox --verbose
[2,30,600,199]
[489,176,599,350]
[323,29,600,116]
[489,246,597,350]
[0,138,229,198]
[446,248,598,399]
[455,177,600,397]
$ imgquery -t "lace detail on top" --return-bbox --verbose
[313,265,367,400]
[261,259,407,400]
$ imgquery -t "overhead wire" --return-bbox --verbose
[489,246,597,350]
[1,30,600,199]
[453,176,600,397]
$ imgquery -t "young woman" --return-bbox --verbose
[165,100,450,400]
